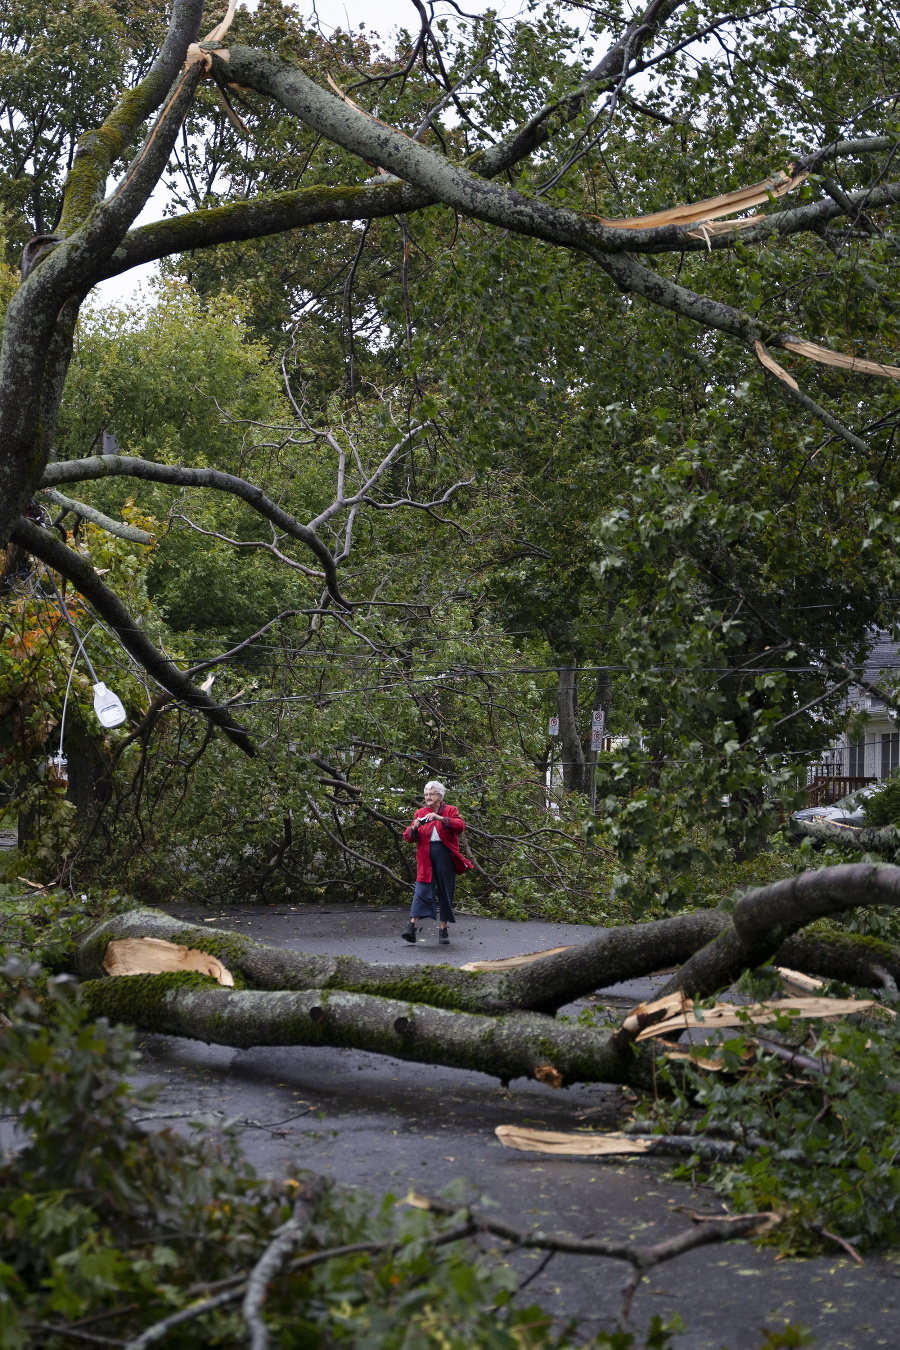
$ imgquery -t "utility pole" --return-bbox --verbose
[589,709,605,813]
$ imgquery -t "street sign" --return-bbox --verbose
[548,716,559,736]
[591,709,605,732]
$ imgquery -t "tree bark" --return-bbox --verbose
[791,816,900,855]
[74,877,900,1020]
[82,976,656,1090]
[662,863,900,1000]
[74,906,729,1015]
[70,865,900,1089]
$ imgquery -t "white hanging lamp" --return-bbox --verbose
[46,572,127,729]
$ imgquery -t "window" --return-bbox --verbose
[848,741,866,776]
[882,733,899,779]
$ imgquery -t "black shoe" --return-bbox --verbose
[438,928,450,945]
[401,922,417,943]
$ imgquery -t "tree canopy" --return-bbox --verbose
[4,1,900,1343]
[2,0,900,906]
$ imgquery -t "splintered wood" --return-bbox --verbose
[754,340,800,389]
[625,991,882,1043]
[775,967,824,996]
[781,338,900,380]
[594,168,807,231]
[102,937,235,987]
[496,1124,651,1156]
[460,945,573,972]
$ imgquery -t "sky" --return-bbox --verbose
[92,0,537,308]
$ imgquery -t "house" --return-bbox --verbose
[808,631,899,803]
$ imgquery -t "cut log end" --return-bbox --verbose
[102,937,234,987]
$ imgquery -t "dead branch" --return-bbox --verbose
[113,1185,774,1348]
[242,1180,323,1350]
[40,456,351,609]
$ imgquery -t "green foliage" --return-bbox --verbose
[863,779,900,828]
[0,939,774,1350]
[7,0,900,922]
[652,1007,900,1254]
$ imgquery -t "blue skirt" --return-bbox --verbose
[410,842,457,922]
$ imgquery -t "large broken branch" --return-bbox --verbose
[791,816,900,855]
[67,865,900,1091]
[74,904,730,1014]
[82,974,658,1090]
[75,882,900,1023]
[663,863,900,1000]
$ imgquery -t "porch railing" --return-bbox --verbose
[805,775,876,807]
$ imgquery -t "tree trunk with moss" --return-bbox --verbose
[68,864,900,1091]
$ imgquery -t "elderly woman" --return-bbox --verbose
[401,780,472,944]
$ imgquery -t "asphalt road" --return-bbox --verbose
[127,903,900,1349]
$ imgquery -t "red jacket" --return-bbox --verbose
[403,804,473,882]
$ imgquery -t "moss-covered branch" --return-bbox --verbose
[58,0,206,235]
[42,489,154,544]
[83,972,656,1090]
[98,181,432,279]
[74,890,900,1019]
[74,905,730,1014]
[663,863,900,1000]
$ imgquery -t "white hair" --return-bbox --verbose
[424,780,445,796]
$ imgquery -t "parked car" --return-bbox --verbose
[791,784,880,828]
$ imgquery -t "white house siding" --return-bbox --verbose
[818,632,900,784]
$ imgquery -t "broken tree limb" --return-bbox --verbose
[118,1182,776,1348]
[73,898,900,1024]
[791,816,900,855]
[662,863,900,1001]
[81,974,659,1089]
[73,905,730,1014]
[102,937,235,986]
[73,896,900,1027]
[495,1124,755,1163]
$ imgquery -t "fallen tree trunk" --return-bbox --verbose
[67,865,900,1092]
[82,973,658,1089]
[74,898,900,1017]
[663,863,900,1000]
[791,816,900,855]
[74,906,729,1014]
